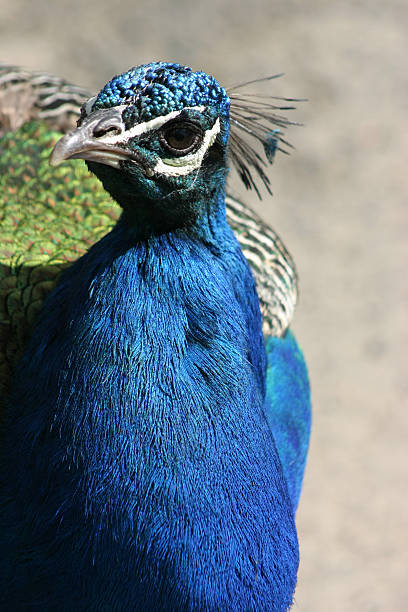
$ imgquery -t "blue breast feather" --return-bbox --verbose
[1,207,304,610]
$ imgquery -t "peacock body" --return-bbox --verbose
[0,63,310,611]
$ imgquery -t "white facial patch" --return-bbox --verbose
[153,118,220,176]
[99,106,206,145]
[84,104,220,176]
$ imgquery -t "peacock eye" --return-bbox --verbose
[159,122,202,157]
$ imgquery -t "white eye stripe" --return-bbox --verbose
[153,118,220,176]
[83,101,220,177]
[96,105,206,145]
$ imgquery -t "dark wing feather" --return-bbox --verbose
[225,195,297,337]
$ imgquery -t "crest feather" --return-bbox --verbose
[228,75,304,197]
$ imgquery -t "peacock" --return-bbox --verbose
[0,62,311,611]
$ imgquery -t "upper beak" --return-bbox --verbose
[49,107,149,172]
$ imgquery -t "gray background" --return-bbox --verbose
[1,1,406,609]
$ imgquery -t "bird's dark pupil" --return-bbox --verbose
[166,127,195,150]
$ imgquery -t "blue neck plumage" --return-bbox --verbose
[120,182,229,245]
[21,187,266,453]
[87,145,230,241]
[7,175,297,610]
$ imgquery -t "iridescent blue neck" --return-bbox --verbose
[119,174,229,242]
[5,171,298,610]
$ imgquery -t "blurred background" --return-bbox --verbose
[1,0,406,609]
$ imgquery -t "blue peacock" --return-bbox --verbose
[0,62,311,611]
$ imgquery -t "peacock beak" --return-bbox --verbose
[49,107,147,170]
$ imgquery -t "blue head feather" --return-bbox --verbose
[92,62,230,124]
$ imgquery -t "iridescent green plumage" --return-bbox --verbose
[0,121,120,396]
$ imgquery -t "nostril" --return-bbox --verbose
[93,125,122,139]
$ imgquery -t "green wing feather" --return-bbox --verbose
[0,122,120,398]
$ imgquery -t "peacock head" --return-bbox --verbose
[50,62,231,229]
[50,61,296,231]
